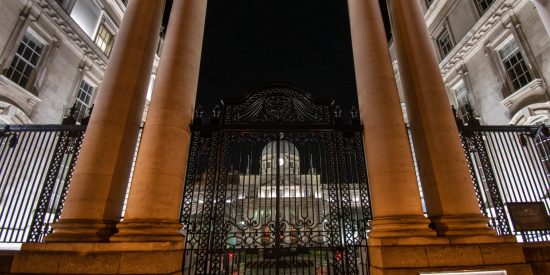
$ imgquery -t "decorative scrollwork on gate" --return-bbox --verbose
[181,85,371,275]
[223,85,332,125]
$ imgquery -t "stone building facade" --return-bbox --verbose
[3,0,550,274]
[0,0,158,125]
[392,0,550,125]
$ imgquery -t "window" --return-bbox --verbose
[498,38,533,93]
[4,32,44,89]
[474,0,496,15]
[452,81,472,123]
[74,80,94,122]
[94,23,114,56]
[436,26,454,58]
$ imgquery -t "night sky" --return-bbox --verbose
[163,1,391,112]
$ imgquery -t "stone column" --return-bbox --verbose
[533,0,550,37]
[46,0,165,242]
[112,0,208,242]
[347,0,433,238]
[388,0,494,236]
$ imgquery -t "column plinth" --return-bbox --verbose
[45,0,165,242]
[388,0,494,236]
[44,220,117,242]
[111,0,208,243]
[112,220,183,242]
[369,215,435,238]
[348,0,434,239]
[430,215,496,236]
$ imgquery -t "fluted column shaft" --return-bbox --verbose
[533,0,550,37]
[347,0,433,237]
[46,0,165,242]
[388,0,494,236]
[112,0,208,242]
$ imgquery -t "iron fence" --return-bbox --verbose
[460,124,550,242]
[1,119,550,245]
[0,124,85,243]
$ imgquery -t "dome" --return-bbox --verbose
[260,141,300,174]
[261,141,298,156]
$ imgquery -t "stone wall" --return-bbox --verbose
[393,0,550,125]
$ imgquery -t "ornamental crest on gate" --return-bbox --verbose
[222,85,333,125]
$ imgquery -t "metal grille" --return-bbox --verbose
[180,85,371,274]
[0,124,84,243]
[460,124,550,242]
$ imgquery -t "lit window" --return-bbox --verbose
[74,80,94,122]
[474,0,496,15]
[94,23,114,56]
[4,32,44,89]
[498,38,533,93]
[452,81,472,122]
[436,26,454,58]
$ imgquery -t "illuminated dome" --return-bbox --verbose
[260,141,300,174]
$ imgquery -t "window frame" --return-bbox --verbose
[494,35,536,97]
[435,24,455,59]
[451,80,473,123]
[73,78,96,123]
[92,12,118,57]
[3,31,45,90]
[93,21,115,57]
[1,28,51,95]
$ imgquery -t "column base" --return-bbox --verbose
[45,220,118,242]
[110,220,184,242]
[368,235,532,275]
[369,215,436,238]
[430,214,496,236]
[10,241,184,274]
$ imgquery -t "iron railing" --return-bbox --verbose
[0,124,85,243]
[460,123,550,242]
[1,119,550,245]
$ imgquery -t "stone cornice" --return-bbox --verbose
[439,1,514,78]
[31,0,108,71]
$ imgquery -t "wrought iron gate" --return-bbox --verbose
[180,85,371,274]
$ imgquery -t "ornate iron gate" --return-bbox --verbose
[180,85,371,274]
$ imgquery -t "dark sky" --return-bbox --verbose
[163,1,391,112]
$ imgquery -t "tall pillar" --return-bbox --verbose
[46,0,165,242]
[388,0,494,236]
[533,0,550,37]
[112,0,208,242]
[348,0,433,238]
